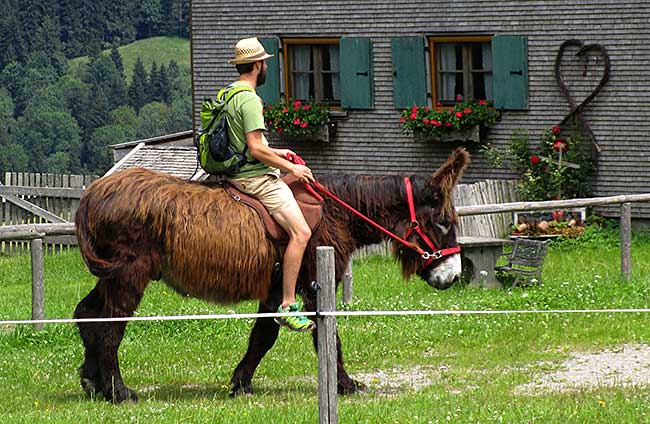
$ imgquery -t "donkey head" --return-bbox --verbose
[393,148,470,289]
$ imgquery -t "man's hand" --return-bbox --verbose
[290,164,315,184]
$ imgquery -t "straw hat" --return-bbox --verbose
[228,37,274,65]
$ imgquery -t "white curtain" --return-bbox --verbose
[293,45,311,100]
[329,44,340,100]
[482,43,493,100]
[439,44,456,101]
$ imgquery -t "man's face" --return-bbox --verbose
[256,61,267,86]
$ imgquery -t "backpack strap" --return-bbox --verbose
[216,85,259,166]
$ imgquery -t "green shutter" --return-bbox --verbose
[492,35,529,110]
[257,37,280,105]
[391,37,427,108]
[340,37,374,109]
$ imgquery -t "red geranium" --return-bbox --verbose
[530,155,540,165]
[463,108,472,115]
[455,111,463,118]
[293,118,301,125]
[553,139,568,152]
[552,126,561,135]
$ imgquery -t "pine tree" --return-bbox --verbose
[158,63,171,104]
[147,62,161,102]
[128,57,148,113]
[110,44,125,78]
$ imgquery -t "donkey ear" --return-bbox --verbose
[427,147,470,193]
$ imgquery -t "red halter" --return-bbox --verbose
[285,153,460,267]
[402,177,461,267]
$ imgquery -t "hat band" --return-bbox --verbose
[237,49,271,62]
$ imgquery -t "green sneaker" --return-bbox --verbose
[275,303,316,332]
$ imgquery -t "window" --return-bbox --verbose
[430,36,493,106]
[283,38,340,106]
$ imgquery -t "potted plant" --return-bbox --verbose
[264,98,331,142]
[398,99,500,143]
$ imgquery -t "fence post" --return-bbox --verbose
[30,237,45,331]
[620,202,631,280]
[316,246,338,424]
[342,259,353,306]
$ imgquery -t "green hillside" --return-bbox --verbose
[69,36,191,82]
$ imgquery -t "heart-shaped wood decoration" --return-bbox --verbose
[554,39,610,155]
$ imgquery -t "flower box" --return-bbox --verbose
[414,125,481,143]
[268,124,330,143]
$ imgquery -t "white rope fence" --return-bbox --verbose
[2,308,650,327]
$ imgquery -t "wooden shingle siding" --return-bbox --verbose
[190,0,650,218]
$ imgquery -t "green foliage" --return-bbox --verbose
[137,101,172,139]
[398,100,500,139]
[0,35,192,175]
[87,124,134,173]
[12,110,82,173]
[484,123,594,200]
[264,98,330,136]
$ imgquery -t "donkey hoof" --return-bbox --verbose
[338,379,366,395]
[229,383,253,398]
[104,386,139,404]
[80,377,98,398]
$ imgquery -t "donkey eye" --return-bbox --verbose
[435,223,452,236]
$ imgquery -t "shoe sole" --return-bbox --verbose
[274,318,316,332]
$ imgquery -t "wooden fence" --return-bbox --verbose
[0,172,97,255]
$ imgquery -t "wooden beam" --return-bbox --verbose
[31,238,45,331]
[621,203,632,280]
[456,193,650,216]
[0,186,84,198]
[0,223,75,235]
[316,246,338,424]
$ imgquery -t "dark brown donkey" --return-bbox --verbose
[73,147,469,403]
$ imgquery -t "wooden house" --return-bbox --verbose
[169,1,649,218]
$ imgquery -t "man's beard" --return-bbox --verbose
[256,67,266,86]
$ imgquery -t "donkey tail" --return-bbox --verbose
[75,191,122,277]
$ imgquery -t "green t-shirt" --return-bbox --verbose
[224,82,276,179]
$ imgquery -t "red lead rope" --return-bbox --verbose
[286,153,460,265]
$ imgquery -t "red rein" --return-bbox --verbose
[285,153,460,265]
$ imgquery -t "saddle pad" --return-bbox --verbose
[223,175,323,243]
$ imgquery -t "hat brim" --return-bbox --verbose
[228,52,274,65]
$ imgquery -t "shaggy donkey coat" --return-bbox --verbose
[74,148,470,403]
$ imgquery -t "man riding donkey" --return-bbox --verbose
[220,37,316,332]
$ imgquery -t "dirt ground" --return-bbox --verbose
[353,344,650,395]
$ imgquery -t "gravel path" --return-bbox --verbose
[516,343,650,394]
[353,344,650,396]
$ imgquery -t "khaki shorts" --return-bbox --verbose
[228,173,296,215]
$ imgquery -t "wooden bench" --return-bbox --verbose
[458,236,512,288]
[494,238,550,286]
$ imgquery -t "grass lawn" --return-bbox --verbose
[68,36,190,82]
[1,226,650,423]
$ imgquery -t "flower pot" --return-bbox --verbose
[414,125,481,143]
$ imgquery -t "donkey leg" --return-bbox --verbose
[230,298,282,397]
[76,275,148,403]
[74,286,103,398]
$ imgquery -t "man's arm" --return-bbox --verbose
[246,130,314,183]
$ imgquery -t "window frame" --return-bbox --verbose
[429,35,492,106]
[282,37,341,106]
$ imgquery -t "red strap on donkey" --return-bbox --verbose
[285,153,460,265]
